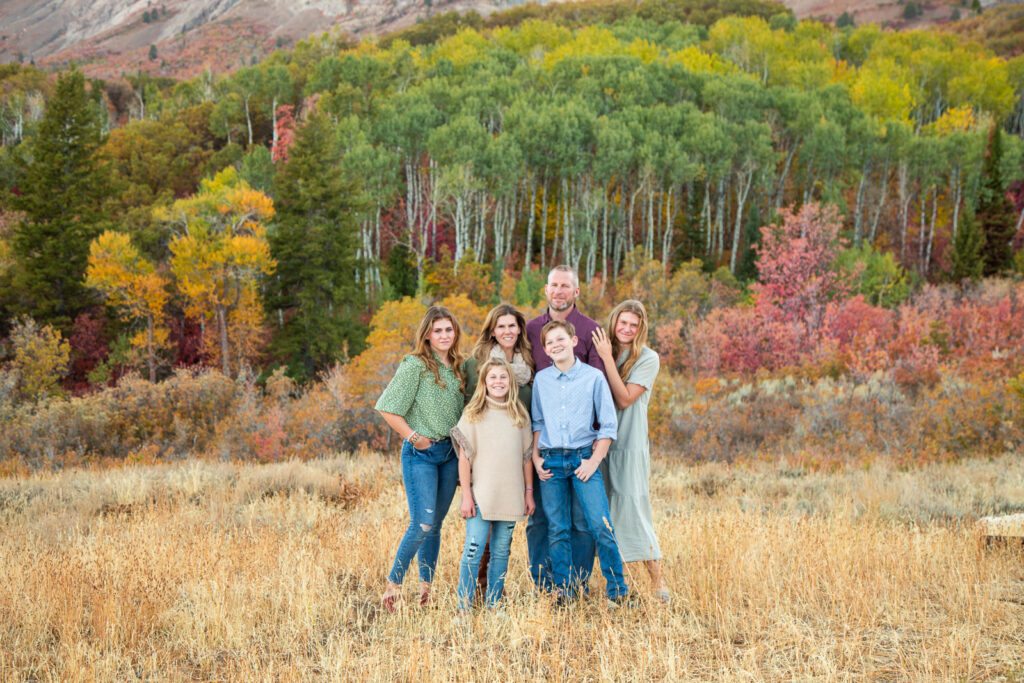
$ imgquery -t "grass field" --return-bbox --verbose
[1,452,1023,681]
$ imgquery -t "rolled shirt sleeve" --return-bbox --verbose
[375,355,464,440]
[374,356,420,417]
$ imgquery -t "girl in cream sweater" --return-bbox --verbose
[451,358,535,612]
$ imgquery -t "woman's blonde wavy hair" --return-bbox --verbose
[412,306,465,392]
[470,303,534,371]
[608,299,649,381]
[462,358,530,428]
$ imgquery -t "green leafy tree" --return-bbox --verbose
[976,125,1017,275]
[4,68,110,331]
[266,111,368,381]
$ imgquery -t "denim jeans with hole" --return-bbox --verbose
[456,506,516,610]
[387,437,459,585]
[539,446,628,600]
[526,481,595,591]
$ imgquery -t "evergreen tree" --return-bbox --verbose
[950,211,984,282]
[976,126,1016,276]
[384,243,418,299]
[266,111,368,382]
[149,44,158,61]
[4,68,110,331]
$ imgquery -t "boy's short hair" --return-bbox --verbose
[541,319,575,346]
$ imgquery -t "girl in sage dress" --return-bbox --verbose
[592,299,669,602]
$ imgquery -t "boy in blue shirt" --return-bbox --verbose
[531,319,630,604]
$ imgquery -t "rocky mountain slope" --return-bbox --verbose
[0,0,1009,80]
[0,0,537,77]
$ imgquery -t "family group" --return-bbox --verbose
[374,265,667,612]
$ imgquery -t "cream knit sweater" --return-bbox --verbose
[451,400,533,522]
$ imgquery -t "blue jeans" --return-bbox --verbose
[457,506,516,610]
[387,438,459,585]
[526,479,595,591]
[539,446,628,600]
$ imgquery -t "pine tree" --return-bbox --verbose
[266,111,368,381]
[5,68,110,331]
[976,125,1016,276]
[384,243,418,299]
[950,211,984,282]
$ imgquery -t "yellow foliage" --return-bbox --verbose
[850,61,915,124]
[543,26,623,70]
[666,46,733,75]
[929,106,977,135]
[492,19,573,58]
[624,38,660,64]
[430,28,489,70]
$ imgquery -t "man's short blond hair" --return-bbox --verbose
[547,264,578,288]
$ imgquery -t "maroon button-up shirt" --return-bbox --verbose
[526,305,606,376]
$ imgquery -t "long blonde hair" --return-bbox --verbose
[471,303,534,370]
[413,306,465,392]
[463,358,530,428]
[608,299,649,381]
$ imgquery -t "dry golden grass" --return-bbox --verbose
[1,452,1023,681]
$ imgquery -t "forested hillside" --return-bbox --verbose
[1,0,1024,468]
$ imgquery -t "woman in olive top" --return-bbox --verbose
[376,305,467,610]
[464,303,534,413]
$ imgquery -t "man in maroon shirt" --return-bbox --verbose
[525,264,603,593]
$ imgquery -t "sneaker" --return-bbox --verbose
[653,588,671,604]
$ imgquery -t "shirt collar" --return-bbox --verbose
[554,357,582,378]
[544,304,580,323]
[432,351,454,373]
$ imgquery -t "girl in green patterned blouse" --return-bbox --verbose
[376,306,467,611]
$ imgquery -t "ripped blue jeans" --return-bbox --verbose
[387,437,459,585]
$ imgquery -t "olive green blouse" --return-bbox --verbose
[375,354,465,440]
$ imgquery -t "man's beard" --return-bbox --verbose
[549,299,573,312]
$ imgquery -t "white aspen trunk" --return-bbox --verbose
[897,161,911,261]
[244,95,253,147]
[730,169,754,275]
[271,97,278,150]
[715,177,726,260]
[524,176,537,270]
[853,161,871,246]
[601,192,610,291]
[803,159,816,204]
[951,166,962,240]
[869,167,891,244]
[917,191,927,269]
[703,180,713,256]
[646,187,655,258]
[662,186,677,269]
[428,159,438,261]
[539,179,549,271]
[550,183,561,266]
[774,143,798,211]
[925,188,938,275]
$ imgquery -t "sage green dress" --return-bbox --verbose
[603,346,661,563]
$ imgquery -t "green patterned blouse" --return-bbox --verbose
[375,354,465,440]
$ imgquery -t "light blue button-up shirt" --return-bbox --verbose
[531,357,617,449]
